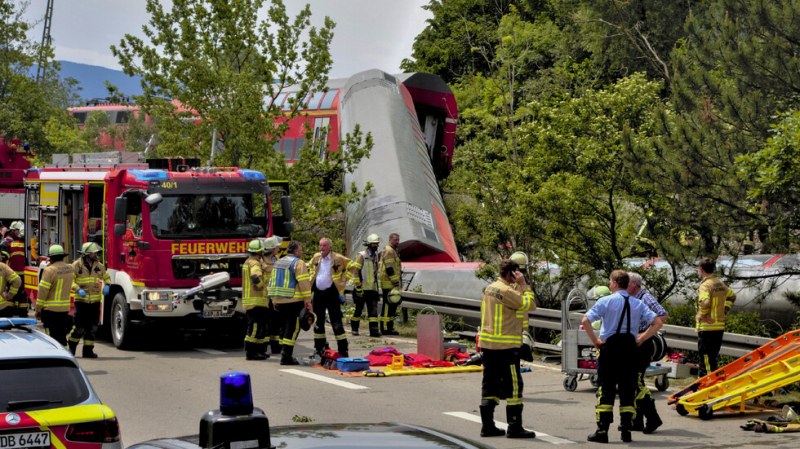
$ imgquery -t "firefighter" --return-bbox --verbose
[1,221,29,317]
[378,232,402,335]
[260,236,283,356]
[581,270,662,444]
[695,257,736,377]
[0,249,23,318]
[242,239,269,360]
[627,272,668,434]
[308,237,353,357]
[36,245,76,347]
[268,240,312,365]
[478,258,536,439]
[350,233,382,337]
[68,242,110,358]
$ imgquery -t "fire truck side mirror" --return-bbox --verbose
[145,193,163,208]
[114,223,127,236]
[114,197,128,222]
[281,195,293,222]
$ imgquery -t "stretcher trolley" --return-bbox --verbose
[560,288,671,392]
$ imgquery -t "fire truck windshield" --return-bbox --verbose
[149,193,267,239]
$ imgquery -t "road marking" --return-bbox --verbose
[444,411,575,445]
[281,369,369,390]
[195,348,226,355]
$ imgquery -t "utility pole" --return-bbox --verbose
[35,0,55,83]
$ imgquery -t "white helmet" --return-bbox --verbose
[9,221,24,232]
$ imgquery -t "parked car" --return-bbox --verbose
[0,318,122,449]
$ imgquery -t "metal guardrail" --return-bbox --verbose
[399,291,772,358]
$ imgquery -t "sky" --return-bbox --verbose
[22,0,432,79]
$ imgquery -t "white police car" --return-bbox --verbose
[0,318,122,449]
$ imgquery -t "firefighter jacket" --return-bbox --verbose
[37,260,75,313]
[696,274,736,332]
[379,244,401,290]
[268,255,311,305]
[479,277,535,350]
[242,255,267,309]
[350,249,380,292]
[2,236,26,274]
[72,257,111,304]
[308,252,352,294]
[0,262,22,310]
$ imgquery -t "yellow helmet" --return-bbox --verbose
[388,288,402,304]
[81,242,102,254]
[364,233,381,245]
[509,251,529,268]
[48,244,66,257]
[247,239,265,253]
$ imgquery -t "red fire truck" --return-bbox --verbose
[0,136,32,225]
[22,151,293,348]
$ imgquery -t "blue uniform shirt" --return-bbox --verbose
[585,290,657,341]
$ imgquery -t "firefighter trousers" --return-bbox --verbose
[41,310,72,347]
[481,347,524,406]
[68,301,100,349]
[352,289,380,335]
[244,306,270,355]
[274,301,304,349]
[312,285,347,355]
[698,330,724,377]
[380,288,401,332]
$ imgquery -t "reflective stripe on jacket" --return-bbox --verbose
[479,277,535,350]
[351,250,379,291]
[269,256,312,304]
[0,262,22,309]
[379,245,401,290]
[242,256,267,309]
[309,252,352,294]
[37,261,75,312]
[696,275,736,331]
[72,257,111,304]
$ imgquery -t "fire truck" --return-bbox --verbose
[22,151,293,348]
[0,136,32,225]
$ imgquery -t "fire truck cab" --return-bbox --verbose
[22,151,293,349]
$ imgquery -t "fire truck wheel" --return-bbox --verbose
[110,293,134,350]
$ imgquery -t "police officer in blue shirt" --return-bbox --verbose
[581,270,662,444]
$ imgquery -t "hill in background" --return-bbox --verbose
[58,60,143,101]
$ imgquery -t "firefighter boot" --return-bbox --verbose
[280,346,300,365]
[620,413,634,443]
[505,405,535,438]
[82,345,98,359]
[631,397,645,431]
[479,402,505,437]
[337,339,349,358]
[588,413,611,444]
[270,341,282,356]
[368,321,381,337]
[68,341,78,356]
[351,320,359,336]
[642,398,663,434]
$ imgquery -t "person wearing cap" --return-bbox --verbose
[242,239,270,360]
[308,237,353,357]
[36,244,76,347]
[478,258,536,439]
[260,236,283,356]
[349,233,382,337]
[1,221,28,317]
[68,242,111,358]
[378,232,402,335]
[627,272,668,434]
[0,248,22,318]
[582,270,662,444]
[268,240,312,365]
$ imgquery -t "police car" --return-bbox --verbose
[0,318,121,449]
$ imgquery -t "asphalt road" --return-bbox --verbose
[79,325,798,448]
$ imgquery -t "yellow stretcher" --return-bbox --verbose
[676,353,800,420]
[364,365,483,377]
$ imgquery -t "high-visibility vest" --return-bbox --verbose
[269,256,300,299]
[72,258,111,304]
[352,250,379,291]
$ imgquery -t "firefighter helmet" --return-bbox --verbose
[81,242,102,254]
[509,251,529,268]
[592,285,611,299]
[364,233,381,245]
[247,239,265,253]
[48,244,66,257]
[9,221,24,232]
[299,307,316,331]
[262,236,282,250]
[388,288,402,304]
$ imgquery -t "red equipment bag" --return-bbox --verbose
[321,349,344,370]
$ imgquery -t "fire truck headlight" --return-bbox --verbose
[143,290,174,311]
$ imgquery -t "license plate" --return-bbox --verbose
[202,307,234,319]
[0,432,50,449]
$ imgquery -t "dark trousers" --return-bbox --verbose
[596,335,638,428]
[481,348,524,406]
[380,288,401,331]
[698,330,724,377]
[0,306,15,318]
[274,301,304,348]
[68,301,100,348]
[352,290,380,334]
[42,310,72,347]
[10,289,28,317]
[244,306,269,355]
[312,284,347,354]
[267,302,282,353]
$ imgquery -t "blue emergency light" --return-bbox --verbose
[238,169,266,181]
[219,371,253,416]
[0,318,37,330]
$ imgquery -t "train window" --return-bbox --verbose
[116,111,130,124]
[319,90,337,110]
[281,138,295,160]
[312,117,330,160]
[281,93,297,111]
[71,112,87,124]
[293,138,306,160]
[306,91,325,110]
